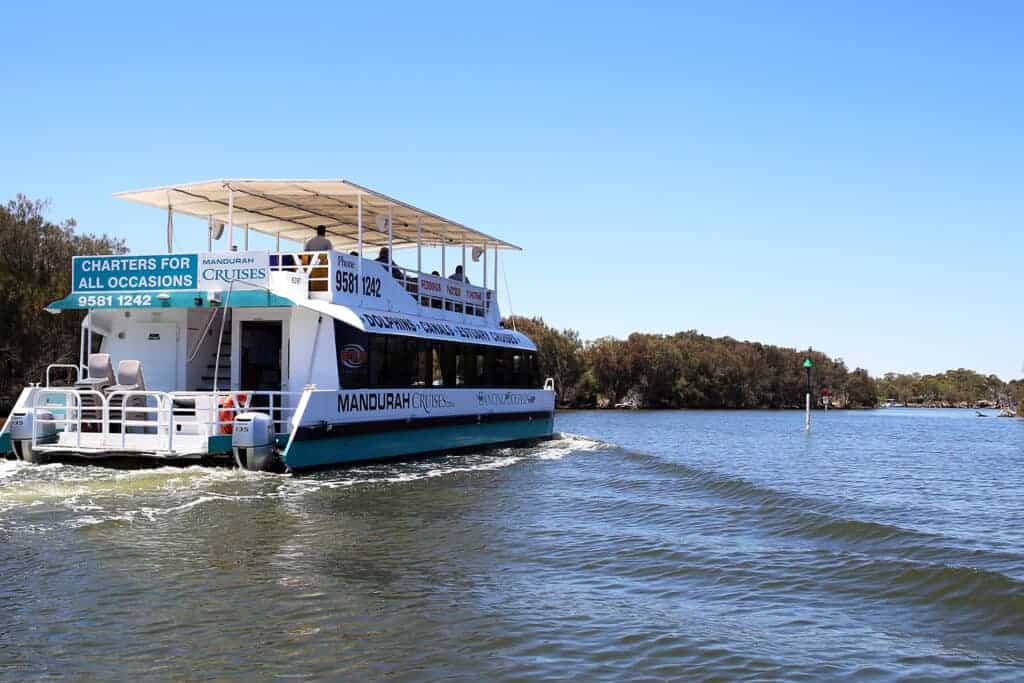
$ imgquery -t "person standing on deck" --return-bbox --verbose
[449,264,470,283]
[304,225,332,251]
[302,225,332,291]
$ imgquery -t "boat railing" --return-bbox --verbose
[29,389,301,456]
[269,251,331,293]
[272,250,492,317]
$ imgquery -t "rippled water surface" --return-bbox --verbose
[2,409,1023,681]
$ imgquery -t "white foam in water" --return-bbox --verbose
[533,433,605,460]
[0,434,607,529]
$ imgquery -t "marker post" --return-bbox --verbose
[803,357,813,432]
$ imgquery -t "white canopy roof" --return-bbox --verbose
[114,179,521,251]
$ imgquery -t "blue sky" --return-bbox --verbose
[3,2,1022,378]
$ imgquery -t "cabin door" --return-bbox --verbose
[239,321,283,394]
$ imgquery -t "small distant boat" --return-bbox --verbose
[976,411,989,418]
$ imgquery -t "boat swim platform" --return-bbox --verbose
[35,432,215,459]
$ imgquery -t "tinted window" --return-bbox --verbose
[335,323,538,390]
[335,321,369,388]
[414,339,432,387]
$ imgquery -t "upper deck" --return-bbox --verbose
[275,248,501,326]
[51,178,518,331]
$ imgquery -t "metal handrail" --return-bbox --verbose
[30,389,302,455]
[272,249,492,316]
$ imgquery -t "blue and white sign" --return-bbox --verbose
[73,254,197,293]
[198,251,269,290]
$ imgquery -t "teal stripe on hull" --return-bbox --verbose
[283,415,554,471]
[0,432,9,455]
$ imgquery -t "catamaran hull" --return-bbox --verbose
[282,412,555,471]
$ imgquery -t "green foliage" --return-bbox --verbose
[878,369,1010,407]
[507,317,879,409]
[0,196,126,412]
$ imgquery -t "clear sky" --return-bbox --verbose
[3,2,1022,379]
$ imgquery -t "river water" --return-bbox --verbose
[1,408,1022,681]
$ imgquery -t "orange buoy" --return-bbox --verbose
[218,394,248,434]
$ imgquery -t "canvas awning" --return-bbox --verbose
[114,179,520,251]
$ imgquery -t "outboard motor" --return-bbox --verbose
[231,412,277,472]
[9,409,57,464]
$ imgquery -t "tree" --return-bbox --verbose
[0,196,125,412]
[505,316,588,406]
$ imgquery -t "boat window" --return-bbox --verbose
[473,348,491,387]
[391,336,417,387]
[369,336,389,387]
[527,352,541,388]
[493,349,509,386]
[511,352,525,387]
[455,344,468,386]
[414,339,432,387]
[334,321,369,388]
[335,323,539,390]
[439,342,457,386]
[431,343,444,386]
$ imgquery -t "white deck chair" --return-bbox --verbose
[107,360,151,434]
[74,354,116,431]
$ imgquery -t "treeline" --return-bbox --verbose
[0,196,125,413]
[1,195,1015,415]
[508,316,879,409]
[876,370,1024,409]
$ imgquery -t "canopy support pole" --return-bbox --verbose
[243,224,249,251]
[86,312,93,377]
[275,232,280,251]
[441,227,446,279]
[226,186,234,250]
[416,220,422,275]
[483,244,488,290]
[387,206,393,266]
[493,246,499,305]
[166,204,174,254]
[79,324,86,377]
[462,242,466,282]
[357,194,363,284]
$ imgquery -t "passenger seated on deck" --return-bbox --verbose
[304,225,332,252]
[374,247,405,280]
[449,265,470,284]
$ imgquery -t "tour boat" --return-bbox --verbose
[0,180,556,471]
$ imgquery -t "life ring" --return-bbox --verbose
[218,394,247,434]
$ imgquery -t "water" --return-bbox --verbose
[1,409,1023,681]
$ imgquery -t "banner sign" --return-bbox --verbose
[72,252,269,294]
[198,251,269,291]
[73,254,197,293]
[358,311,527,347]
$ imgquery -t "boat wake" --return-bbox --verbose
[0,434,604,531]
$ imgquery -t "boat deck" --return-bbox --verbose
[36,431,210,458]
